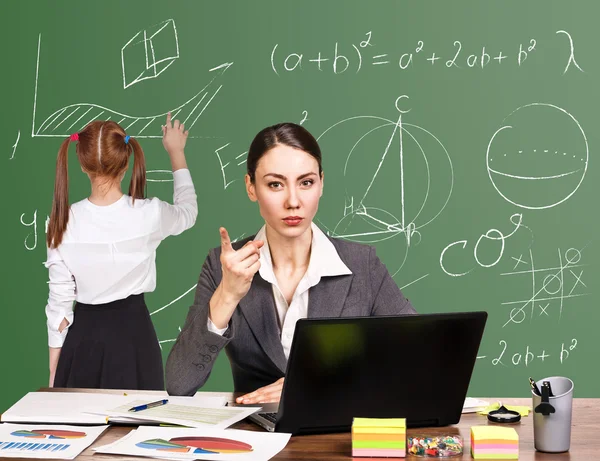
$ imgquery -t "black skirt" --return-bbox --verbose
[54,294,164,390]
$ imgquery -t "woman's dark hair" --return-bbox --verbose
[247,123,322,182]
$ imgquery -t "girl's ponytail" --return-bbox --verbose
[127,136,146,203]
[46,137,72,249]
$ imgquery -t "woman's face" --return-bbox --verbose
[246,144,323,240]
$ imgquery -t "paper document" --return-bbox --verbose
[94,426,291,461]
[1,392,227,425]
[106,400,259,429]
[0,423,107,459]
[1,393,132,424]
[462,397,490,413]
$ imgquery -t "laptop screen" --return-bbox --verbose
[275,312,487,434]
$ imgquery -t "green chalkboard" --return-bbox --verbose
[2,1,599,412]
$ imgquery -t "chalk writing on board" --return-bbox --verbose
[477,338,577,366]
[122,19,179,89]
[318,95,453,257]
[399,273,429,291]
[300,111,308,125]
[147,170,174,183]
[486,103,588,210]
[440,214,531,277]
[501,247,590,327]
[556,30,584,74]
[271,30,583,75]
[20,210,38,251]
[10,130,20,160]
[31,34,233,139]
[158,327,181,351]
[150,284,197,317]
[214,143,247,190]
[19,211,50,251]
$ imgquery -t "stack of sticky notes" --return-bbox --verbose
[352,417,406,458]
[470,425,519,459]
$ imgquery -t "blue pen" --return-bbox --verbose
[128,399,169,412]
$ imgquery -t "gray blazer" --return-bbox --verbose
[165,236,416,396]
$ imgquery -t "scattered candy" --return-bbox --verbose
[407,435,463,457]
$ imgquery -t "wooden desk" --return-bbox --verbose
[8,390,600,460]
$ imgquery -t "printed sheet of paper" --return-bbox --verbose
[2,392,227,425]
[0,423,107,459]
[1,392,132,424]
[94,426,291,461]
[106,400,259,429]
[462,397,490,413]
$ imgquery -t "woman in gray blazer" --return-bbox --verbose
[165,123,416,401]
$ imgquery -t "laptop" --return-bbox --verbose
[243,311,487,435]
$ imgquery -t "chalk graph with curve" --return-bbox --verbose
[31,33,232,140]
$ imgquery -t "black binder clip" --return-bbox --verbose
[487,402,522,424]
[534,382,556,416]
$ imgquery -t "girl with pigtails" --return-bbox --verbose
[45,113,197,390]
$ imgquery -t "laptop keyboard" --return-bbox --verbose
[261,412,278,423]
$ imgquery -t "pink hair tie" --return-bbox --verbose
[69,133,79,142]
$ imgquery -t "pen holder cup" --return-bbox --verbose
[532,376,574,453]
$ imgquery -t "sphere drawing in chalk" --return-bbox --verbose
[317,97,453,253]
[486,103,588,210]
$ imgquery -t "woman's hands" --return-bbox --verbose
[209,228,263,329]
[219,227,263,302]
[236,378,285,404]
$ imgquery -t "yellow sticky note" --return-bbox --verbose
[477,402,530,417]
[352,417,406,428]
[471,425,519,441]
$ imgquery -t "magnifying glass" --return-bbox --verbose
[487,404,521,424]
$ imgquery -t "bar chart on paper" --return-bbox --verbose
[0,425,107,459]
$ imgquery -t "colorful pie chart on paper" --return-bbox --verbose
[11,430,86,439]
[137,437,253,454]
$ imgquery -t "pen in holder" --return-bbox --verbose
[532,376,574,453]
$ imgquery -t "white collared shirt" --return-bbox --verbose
[208,223,352,359]
[45,169,198,348]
